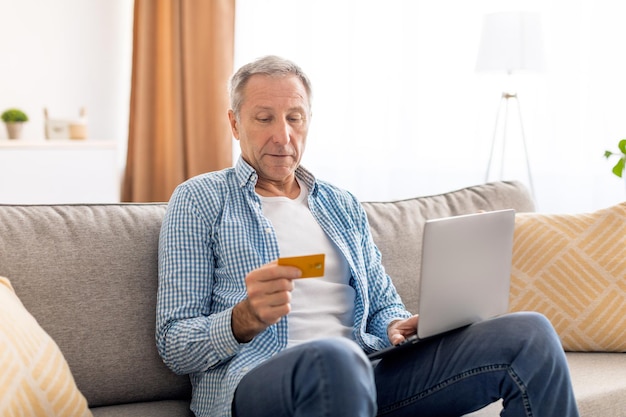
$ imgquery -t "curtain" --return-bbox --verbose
[122,0,235,202]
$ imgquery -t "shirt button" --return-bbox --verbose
[265,228,272,234]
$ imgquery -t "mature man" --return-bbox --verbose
[157,55,579,417]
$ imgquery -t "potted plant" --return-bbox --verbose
[1,108,29,139]
[604,139,626,178]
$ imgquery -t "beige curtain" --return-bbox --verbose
[122,0,235,202]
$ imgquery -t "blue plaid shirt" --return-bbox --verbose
[157,157,411,417]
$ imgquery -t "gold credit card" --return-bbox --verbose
[278,253,325,278]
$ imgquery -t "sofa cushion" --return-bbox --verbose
[90,400,194,417]
[0,276,92,417]
[362,180,535,314]
[567,352,626,416]
[0,204,192,408]
[509,202,626,352]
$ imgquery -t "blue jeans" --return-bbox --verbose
[232,312,580,417]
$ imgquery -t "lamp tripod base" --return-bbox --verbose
[485,91,536,200]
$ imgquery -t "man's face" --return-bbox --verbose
[229,74,311,186]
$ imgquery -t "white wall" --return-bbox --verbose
[234,0,626,213]
[3,1,624,211]
[0,0,133,171]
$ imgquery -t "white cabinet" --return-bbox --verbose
[0,140,120,204]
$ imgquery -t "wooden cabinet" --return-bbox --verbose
[0,140,120,204]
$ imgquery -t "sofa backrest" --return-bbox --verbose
[0,203,191,407]
[362,180,534,314]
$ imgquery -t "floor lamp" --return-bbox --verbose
[485,92,535,198]
[476,11,545,199]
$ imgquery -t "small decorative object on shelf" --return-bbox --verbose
[44,107,88,140]
[604,139,626,178]
[1,108,29,139]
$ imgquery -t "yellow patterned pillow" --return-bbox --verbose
[509,202,626,352]
[0,276,92,417]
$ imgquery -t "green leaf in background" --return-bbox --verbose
[605,139,626,178]
[612,158,625,178]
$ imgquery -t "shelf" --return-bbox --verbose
[0,139,121,204]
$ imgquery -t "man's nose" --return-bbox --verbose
[272,119,292,145]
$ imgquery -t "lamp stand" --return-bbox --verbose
[485,91,536,199]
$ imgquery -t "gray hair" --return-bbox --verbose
[229,55,313,119]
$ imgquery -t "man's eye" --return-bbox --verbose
[257,117,271,123]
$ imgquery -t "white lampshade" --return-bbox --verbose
[475,12,546,74]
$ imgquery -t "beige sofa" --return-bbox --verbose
[0,180,624,416]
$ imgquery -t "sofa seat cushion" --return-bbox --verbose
[567,352,626,416]
[509,202,626,352]
[0,276,92,417]
[90,400,193,417]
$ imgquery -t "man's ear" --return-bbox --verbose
[228,110,239,139]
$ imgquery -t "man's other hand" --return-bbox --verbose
[387,315,419,345]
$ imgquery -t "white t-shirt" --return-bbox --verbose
[258,181,355,348]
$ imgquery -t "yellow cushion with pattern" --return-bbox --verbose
[0,276,92,417]
[509,202,626,352]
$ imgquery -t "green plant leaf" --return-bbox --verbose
[605,139,626,178]
[612,158,625,178]
[1,108,28,122]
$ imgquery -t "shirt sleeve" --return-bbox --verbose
[156,183,241,375]
[356,200,413,343]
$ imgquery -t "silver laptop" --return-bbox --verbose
[368,209,515,360]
